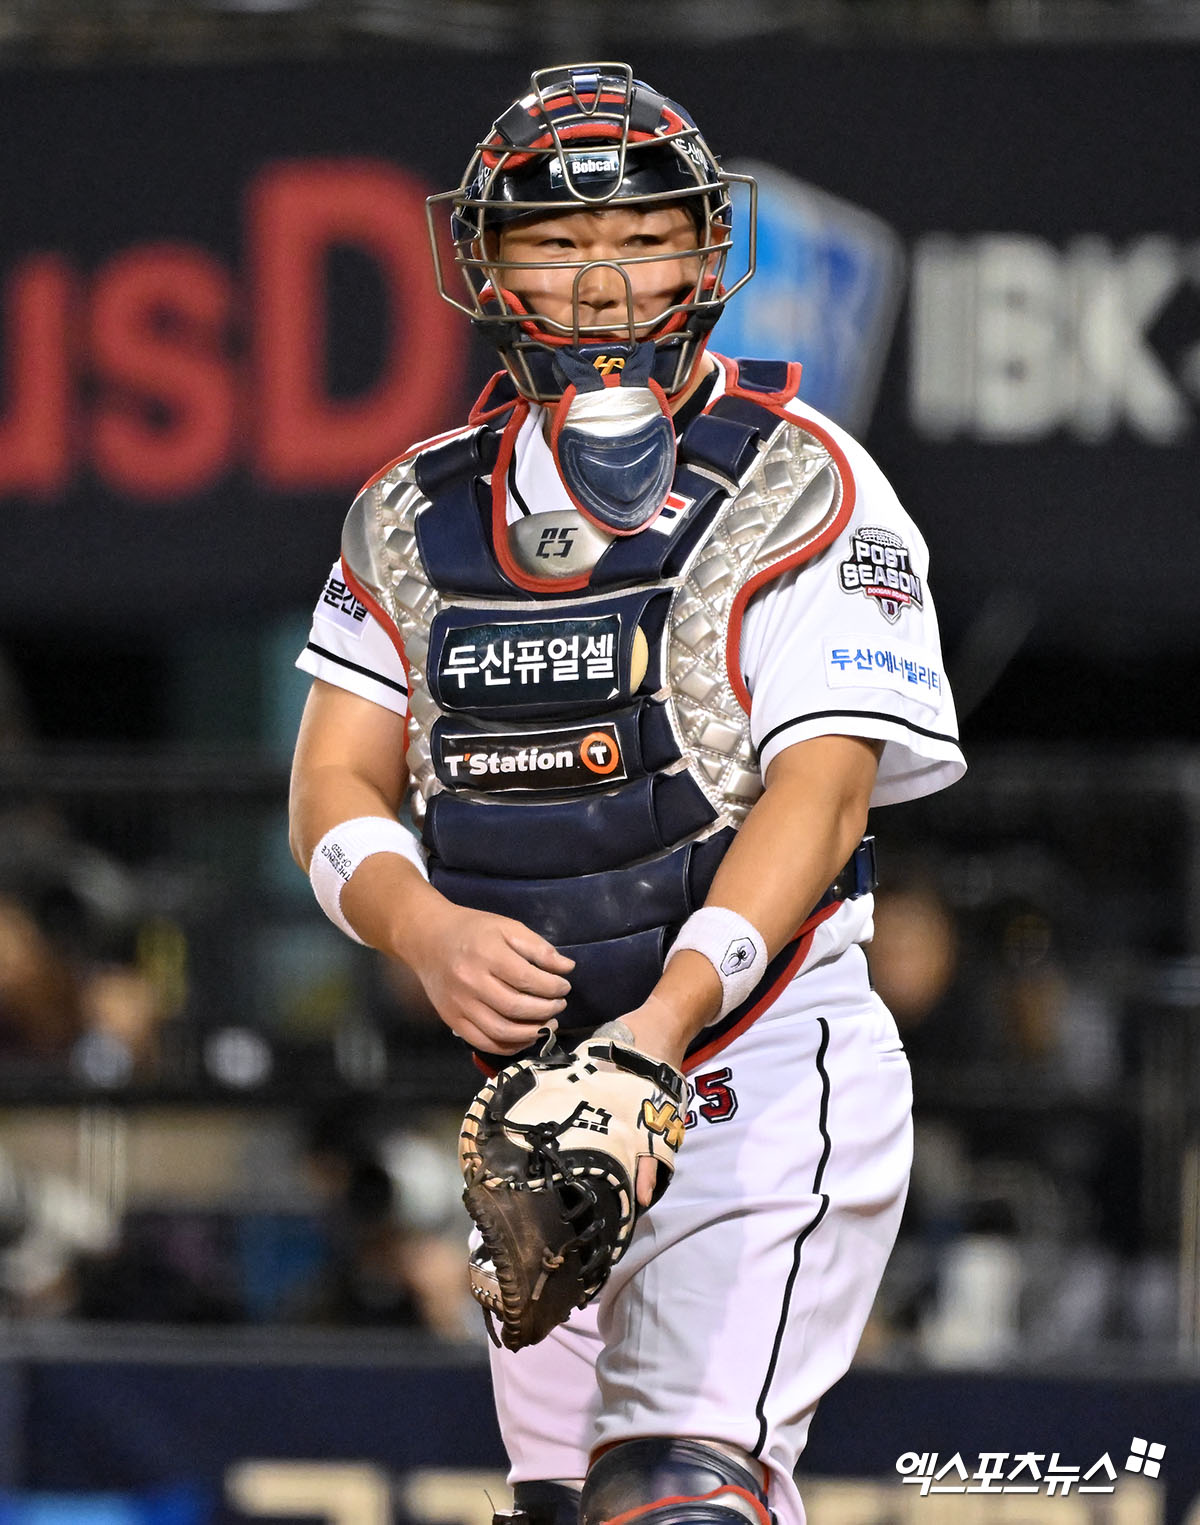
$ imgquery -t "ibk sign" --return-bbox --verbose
[1,159,463,502]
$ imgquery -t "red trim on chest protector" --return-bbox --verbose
[683,899,843,1073]
[599,1486,772,1525]
[717,353,804,410]
[338,558,413,754]
[715,358,856,718]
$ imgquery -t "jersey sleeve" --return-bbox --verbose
[295,560,409,717]
[740,410,965,809]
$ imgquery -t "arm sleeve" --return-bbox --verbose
[294,561,409,718]
[740,412,966,809]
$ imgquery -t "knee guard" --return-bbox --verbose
[498,1481,582,1525]
[580,1439,770,1525]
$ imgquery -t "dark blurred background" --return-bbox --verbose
[0,2,1198,1517]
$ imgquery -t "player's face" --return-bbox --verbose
[493,204,705,338]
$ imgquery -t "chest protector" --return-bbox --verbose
[341,359,857,1054]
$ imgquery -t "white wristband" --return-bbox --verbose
[664,906,769,1021]
[309,816,428,944]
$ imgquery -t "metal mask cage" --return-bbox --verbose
[424,62,758,402]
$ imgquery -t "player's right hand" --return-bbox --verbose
[407,902,574,1054]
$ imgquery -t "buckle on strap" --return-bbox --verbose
[813,835,876,915]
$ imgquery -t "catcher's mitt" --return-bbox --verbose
[459,1024,687,1352]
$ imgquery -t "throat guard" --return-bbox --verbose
[549,340,676,533]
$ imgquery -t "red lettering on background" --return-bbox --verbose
[90,245,238,499]
[250,160,461,489]
[0,256,74,499]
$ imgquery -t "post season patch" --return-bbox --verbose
[315,571,369,640]
[437,614,620,709]
[824,636,943,711]
[838,525,923,623]
[435,722,626,792]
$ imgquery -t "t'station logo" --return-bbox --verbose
[435,722,627,793]
[578,730,620,776]
[839,526,924,624]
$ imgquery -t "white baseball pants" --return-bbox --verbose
[487,943,913,1525]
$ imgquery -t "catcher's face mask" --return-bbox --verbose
[426,60,758,405]
[427,62,758,534]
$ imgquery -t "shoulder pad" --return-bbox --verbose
[341,457,421,606]
[341,489,387,606]
[752,420,847,565]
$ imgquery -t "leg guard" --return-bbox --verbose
[498,1481,582,1525]
[580,1440,770,1525]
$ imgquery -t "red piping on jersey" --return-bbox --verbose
[713,355,855,718]
[338,557,412,756]
[588,1487,771,1525]
[683,899,842,1073]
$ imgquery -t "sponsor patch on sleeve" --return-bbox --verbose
[823,636,943,710]
[314,570,369,641]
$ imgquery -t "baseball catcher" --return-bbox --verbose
[290,60,965,1525]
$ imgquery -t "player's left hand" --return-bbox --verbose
[458,1023,688,1349]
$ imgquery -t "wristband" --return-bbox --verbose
[663,906,768,1021]
[309,816,428,944]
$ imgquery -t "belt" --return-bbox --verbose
[811,835,877,916]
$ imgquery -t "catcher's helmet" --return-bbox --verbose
[426,62,757,402]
